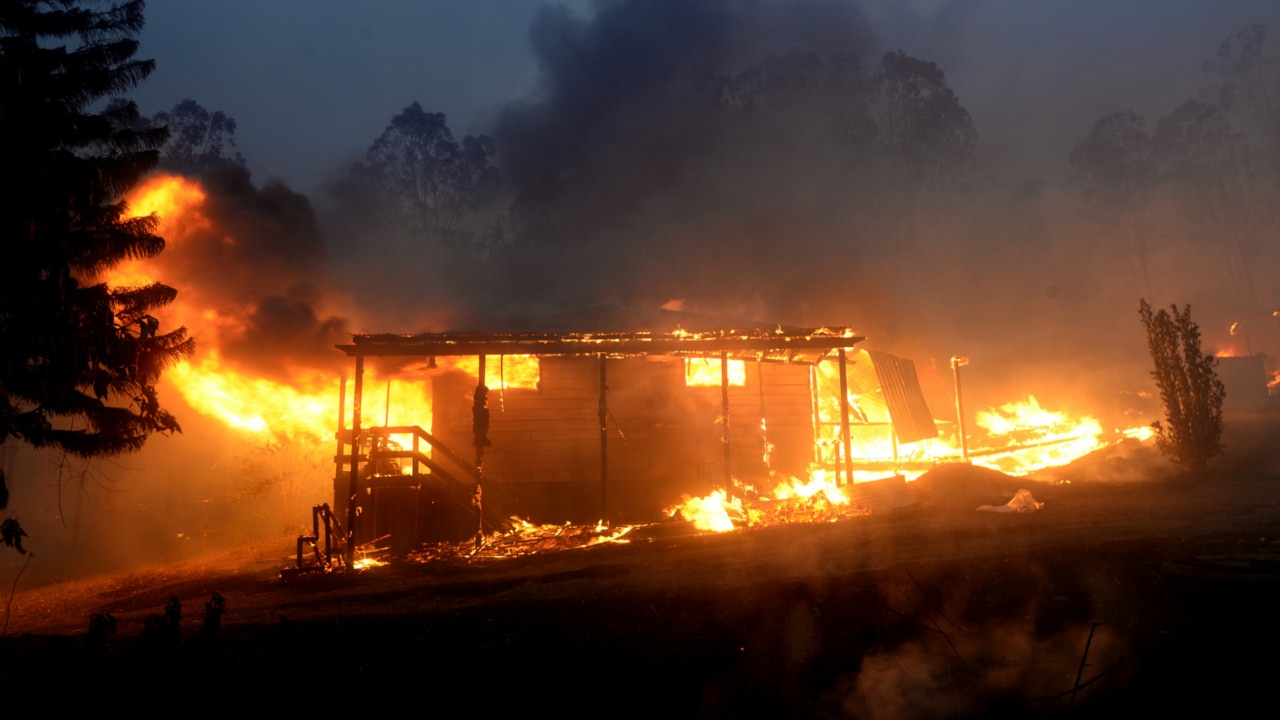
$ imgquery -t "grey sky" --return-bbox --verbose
[134,1,590,189]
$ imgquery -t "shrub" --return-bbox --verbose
[1138,300,1226,472]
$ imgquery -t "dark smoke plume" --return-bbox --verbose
[318,0,1280,427]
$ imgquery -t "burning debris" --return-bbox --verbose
[408,518,634,564]
[666,471,868,533]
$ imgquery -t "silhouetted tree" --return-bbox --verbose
[1204,23,1279,175]
[872,51,978,186]
[1138,300,1225,473]
[1067,111,1165,301]
[1153,99,1263,310]
[0,0,193,534]
[365,103,500,247]
[152,98,245,175]
[728,49,827,114]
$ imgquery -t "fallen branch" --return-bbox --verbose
[879,599,964,662]
[1042,658,1127,712]
[3,552,34,638]
[906,568,965,633]
[1070,621,1104,707]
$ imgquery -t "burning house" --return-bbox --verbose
[315,310,997,567]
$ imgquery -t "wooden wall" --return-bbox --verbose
[431,356,816,524]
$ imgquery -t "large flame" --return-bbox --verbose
[115,174,432,442]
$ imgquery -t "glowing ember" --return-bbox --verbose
[408,517,634,562]
[352,556,388,571]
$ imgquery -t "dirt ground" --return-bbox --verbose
[3,420,1280,716]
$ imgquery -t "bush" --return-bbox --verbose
[1138,300,1226,472]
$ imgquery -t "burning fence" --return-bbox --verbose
[112,172,1152,569]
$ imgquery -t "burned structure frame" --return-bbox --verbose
[332,327,865,564]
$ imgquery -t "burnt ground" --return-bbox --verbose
[3,421,1280,716]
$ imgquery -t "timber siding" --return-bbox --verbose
[433,356,815,523]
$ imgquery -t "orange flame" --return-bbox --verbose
[970,395,1104,475]
[114,173,439,442]
[665,468,864,533]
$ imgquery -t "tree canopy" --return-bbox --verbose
[364,102,500,246]
[1069,25,1278,311]
[0,1,191,472]
[151,97,245,175]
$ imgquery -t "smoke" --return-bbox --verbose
[160,165,351,379]
[467,0,1280,421]
[489,0,885,315]
[318,0,1280,409]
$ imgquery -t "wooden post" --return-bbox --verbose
[346,355,364,567]
[598,354,608,522]
[335,371,346,514]
[757,361,768,469]
[951,356,970,461]
[474,354,486,546]
[721,351,732,495]
[475,354,486,469]
[809,365,822,465]
[837,349,854,486]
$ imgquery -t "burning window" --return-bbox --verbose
[684,357,745,387]
[448,355,541,390]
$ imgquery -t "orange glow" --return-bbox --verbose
[685,357,745,387]
[447,355,540,389]
[352,556,388,571]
